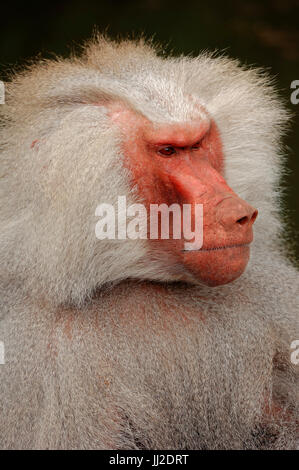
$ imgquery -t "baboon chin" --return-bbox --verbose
[0,35,298,450]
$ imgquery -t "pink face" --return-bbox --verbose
[109,103,258,286]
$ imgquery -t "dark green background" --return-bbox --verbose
[1,0,298,263]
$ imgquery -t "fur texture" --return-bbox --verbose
[0,36,298,449]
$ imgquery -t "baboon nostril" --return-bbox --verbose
[251,210,258,224]
[237,216,249,226]
[237,209,258,226]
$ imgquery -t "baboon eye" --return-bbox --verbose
[191,141,201,150]
[158,146,176,157]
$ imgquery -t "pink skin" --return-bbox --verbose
[112,103,257,286]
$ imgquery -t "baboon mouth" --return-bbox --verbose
[183,243,250,252]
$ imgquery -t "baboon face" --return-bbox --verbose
[109,100,258,287]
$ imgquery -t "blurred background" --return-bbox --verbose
[0,0,298,263]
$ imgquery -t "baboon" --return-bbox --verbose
[0,36,298,449]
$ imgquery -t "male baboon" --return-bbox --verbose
[0,36,298,449]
